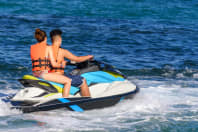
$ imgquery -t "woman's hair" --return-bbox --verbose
[50,29,62,42]
[34,28,47,42]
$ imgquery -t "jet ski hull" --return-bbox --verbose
[12,87,139,113]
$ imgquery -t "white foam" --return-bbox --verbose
[0,100,21,116]
[1,77,198,131]
[193,73,198,78]
[16,78,193,131]
[0,89,21,116]
[176,73,185,78]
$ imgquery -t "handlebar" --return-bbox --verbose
[66,61,77,66]
[66,59,97,66]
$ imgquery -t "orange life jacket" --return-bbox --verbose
[30,43,50,72]
[50,45,64,74]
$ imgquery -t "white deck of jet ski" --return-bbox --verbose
[11,80,136,104]
[88,80,136,98]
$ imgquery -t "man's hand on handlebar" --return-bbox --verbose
[87,55,94,60]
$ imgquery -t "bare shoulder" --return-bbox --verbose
[60,48,67,52]
[60,48,71,54]
[47,45,53,54]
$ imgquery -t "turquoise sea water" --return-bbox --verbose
[0,0,198,131]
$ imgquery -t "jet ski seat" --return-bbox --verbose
[19,75,80,95]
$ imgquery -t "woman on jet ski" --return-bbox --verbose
[48,29,93,97]
[31,29,72,98]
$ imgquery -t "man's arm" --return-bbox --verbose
[62,49,93,63]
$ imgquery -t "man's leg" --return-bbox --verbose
[80,79,91,97]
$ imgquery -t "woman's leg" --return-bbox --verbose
[42,73,71,98]
[80,79,91,97]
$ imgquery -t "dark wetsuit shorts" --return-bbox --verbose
[65,73,84,87]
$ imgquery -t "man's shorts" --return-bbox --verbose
[65,74,84,87]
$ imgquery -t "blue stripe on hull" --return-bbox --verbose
[119,96,125,102]
[58,98,84,112]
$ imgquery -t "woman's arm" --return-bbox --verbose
[62,49,93,63]
[48,46,64,68]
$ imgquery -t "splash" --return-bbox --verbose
[0,99,21,116]
[15,77,197,132]
[0,89,21,116]
[0,72,198,132]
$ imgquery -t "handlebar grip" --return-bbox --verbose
[67,61,77,66]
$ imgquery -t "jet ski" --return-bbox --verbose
[5,60,139,113]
